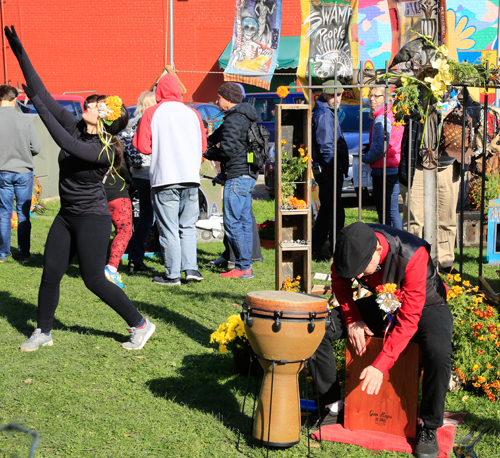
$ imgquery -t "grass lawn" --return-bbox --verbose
[1,193,499,457]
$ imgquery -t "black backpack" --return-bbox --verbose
[236,113,270,171]
[246,122,270,170]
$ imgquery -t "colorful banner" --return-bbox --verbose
[224,0,282,90]
[297,0,358,99]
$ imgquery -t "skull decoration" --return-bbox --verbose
[242,17,258,41]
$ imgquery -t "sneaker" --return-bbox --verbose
[153,276,181,286]
[208,256,228,268]
[128,261,155,273]
[220,268,254,279]
[185,270,204,282]
[122,318,156,350]
[19,253,36,263]
[415,427,439,458]
[305,406,344,430]
[105,266,124,288]
[20,329,53,352]
[0,252,12,263]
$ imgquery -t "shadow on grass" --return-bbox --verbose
[0,290,126,342]
[147,352,260,450]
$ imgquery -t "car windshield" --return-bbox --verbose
[338,105,372,133]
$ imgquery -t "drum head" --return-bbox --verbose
[245,291,328,319]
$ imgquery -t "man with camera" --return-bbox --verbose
[204,83,258,279]
[311,80,349,261]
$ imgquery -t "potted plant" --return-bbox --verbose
[280,140,311,210]
[210,314,262,377]
[257,219,275,249]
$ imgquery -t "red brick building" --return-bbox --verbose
[0,0,302,106]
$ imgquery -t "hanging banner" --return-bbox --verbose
[224,0,282,90]
[297,0,357,100]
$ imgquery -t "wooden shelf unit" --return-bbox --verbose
[274,104,312,293]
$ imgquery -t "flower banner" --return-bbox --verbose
[297,0,358,100]
[224,0,282,90]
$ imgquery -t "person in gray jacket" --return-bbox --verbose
[0,84,41,262]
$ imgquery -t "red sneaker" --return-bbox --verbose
[220,268,254,279]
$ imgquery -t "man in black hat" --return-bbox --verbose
[311,221,452,458]
[311,80,349,261]
[204,83,259,279]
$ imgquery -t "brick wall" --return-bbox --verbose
[1,0,302,106]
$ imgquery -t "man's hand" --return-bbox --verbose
[360,365,383,395]
[347,321,374,356]
[4,26,23,57]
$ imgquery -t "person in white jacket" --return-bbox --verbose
[133,74,207,286]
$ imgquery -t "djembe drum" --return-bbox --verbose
[242,291,329,447]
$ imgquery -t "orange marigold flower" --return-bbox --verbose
[477,350,484,355]
[276,86,289,99]
[486,364,492,369]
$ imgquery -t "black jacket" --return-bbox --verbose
[205,102,258,180]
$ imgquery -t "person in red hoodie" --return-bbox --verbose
[133,74,206,286]
[310,222,452,458]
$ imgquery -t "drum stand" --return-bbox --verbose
[239,354,320,458]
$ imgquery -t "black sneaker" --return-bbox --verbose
[185,270,204,282]
[129,261,155,273]
[415,427,439,458]
[305,407,343,430]
[153,276,181,286]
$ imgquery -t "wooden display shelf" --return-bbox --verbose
[274,104,312,293]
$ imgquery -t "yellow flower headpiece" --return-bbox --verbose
[98,96,123,126]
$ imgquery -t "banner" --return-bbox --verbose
[297,0,357,100]
[224,0,282,90]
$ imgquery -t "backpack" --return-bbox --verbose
[246,122,270,171]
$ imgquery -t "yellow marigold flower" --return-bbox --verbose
[478,336,486,341]
[486,364,492,369]
[463,280,471,287]
[473,382,481,388]
[281,139,287,145]
[472,364,479,371]
[277,86,289,99]
[478,376,486,384]
[298,148,305,156]
[454,274,462,282]
[219,344,227,354]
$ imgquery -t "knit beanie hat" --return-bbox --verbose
[217,83,243,104]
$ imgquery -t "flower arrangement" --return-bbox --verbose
[281,140,311,200]
[257,219,275,240]
[443,273,500,403]
[282,276,301,292]
[375,283,403,314]
[276,85,289,99]
[383,32,497,128]
[289,197,307,209]
[98,96,123,126]
[467,167,500,215]
[210,314,248,354]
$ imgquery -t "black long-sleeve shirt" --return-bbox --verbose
[15,47,113,216]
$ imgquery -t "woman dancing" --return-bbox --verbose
[4,26,155,351]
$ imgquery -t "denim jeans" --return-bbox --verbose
[223,176,256,271]
[0,170,34,259]
[372,173,403,230]
[127,178,154,263]
[151,187,199,279]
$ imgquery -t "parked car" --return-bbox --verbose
[17,94,85,120]
[186,103,224,134]
[259,96,372,198]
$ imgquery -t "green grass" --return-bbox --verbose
[1,196,499,457]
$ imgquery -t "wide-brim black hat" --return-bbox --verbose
[333,222,377,278]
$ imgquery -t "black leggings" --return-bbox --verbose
[38,213,143,332]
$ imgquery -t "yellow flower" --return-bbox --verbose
[472,364,479,371]
[298,148,305,156]
[277,86,289,99]
[219,344,228,354]
[463,280,471,287]
[431,58,450,74]
[437,44,449,58]
[281,139,287,145]
[454,274,462,283]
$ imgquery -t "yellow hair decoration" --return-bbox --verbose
[98,96,123,126]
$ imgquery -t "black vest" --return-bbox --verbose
[361,224,447,307]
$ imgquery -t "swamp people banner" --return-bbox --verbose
[224,0,282,90]
[297,0,358,100]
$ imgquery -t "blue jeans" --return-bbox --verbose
[151,187,199,279]
[0,170,34,259]
[127,178,154,263]
[372,173,403,230]
[223,176,256,271]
